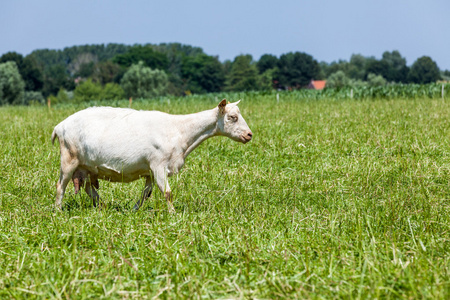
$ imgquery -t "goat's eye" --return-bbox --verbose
[228,115,238,122]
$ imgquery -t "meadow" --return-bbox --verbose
[0,92,449,298]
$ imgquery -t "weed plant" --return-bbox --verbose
[0,93,449,298]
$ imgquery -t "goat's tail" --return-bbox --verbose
[51,127,58,145]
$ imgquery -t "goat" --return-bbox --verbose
[51,99,253,212]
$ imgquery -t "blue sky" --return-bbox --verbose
[1,0,449,70]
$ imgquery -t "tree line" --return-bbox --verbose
[0,43,447,105]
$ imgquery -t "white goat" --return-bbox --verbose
[51,99,253,212]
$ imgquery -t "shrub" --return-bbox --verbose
[102,82,125,100]
[73,79,125,102]
[120,61,168,99]
[367,73,387,87]
[326,71,350,88]
[22,91,45,105]
[0,61,25,105]
[48,88,71,105]
[73,79,103,102]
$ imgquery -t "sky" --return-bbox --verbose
[1,0,449,70]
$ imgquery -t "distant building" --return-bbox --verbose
[308,80,327,90]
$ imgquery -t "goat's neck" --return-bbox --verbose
[177,108,219,158]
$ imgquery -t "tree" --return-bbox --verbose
[382,50,406,68]
[92,61,124,84]
[113,46,168,71]
[0,52,23,65]
[0,52,43,91]
[22,91,45,105]
[326,71,350,88]
[75,62,96,78]
[102,82,125,100]
[73,79,124,102]
[367,73,387,87]
[68,52,98,77]
[22,56,44,91]
[347,54,367,80]
[442,70,450,81]
[258,67,278,90]
[42,64,75,96]
[225,55,259,91]
[151,43,207,95]
[277,52,321,88]
[321,60,345,78]
[380,51,409,83]
[152,43,204,76]
[365,60,390,80]
[257,54,278,74]
[0,61,25,105]
[73,79,103,102]
[181,54,225,93]
[48,88,71,105]
[120,61,168,99]
[408,56,441,84]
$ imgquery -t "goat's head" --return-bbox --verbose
[217,99,253,144]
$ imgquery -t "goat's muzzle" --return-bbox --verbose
[241,131,253,143]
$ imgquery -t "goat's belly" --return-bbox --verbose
[96,165,150,183]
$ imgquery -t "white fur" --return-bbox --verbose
[52,100,252,212]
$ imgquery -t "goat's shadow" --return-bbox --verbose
[62,193,156,214]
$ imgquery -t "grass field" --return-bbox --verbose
[0,93,449,298]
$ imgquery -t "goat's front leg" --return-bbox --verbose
[154,168,175,213]
[133,176,153,211]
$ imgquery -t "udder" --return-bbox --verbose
[72,168,99,193]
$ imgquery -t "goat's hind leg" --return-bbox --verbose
[56,169,74,210]
[55,148,79,210]
[83,174,102,208]
[133,176,153,211]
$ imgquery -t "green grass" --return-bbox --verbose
[0,93,449,298]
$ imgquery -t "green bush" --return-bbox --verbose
[102,82,125,100]
[326,70,350,88]
[120,61,168,99]
[0,61,25,105]
[22,91,45,105]
[47,88,69,105]
[367,73,387,87]
[73,79,103,102]
[73,79,125,102]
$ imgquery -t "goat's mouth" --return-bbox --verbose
[241,135,252,143]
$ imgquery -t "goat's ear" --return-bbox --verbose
[227,99,241,107]
[218,99,227,114]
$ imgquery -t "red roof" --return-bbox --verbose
[309,80,327,90]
